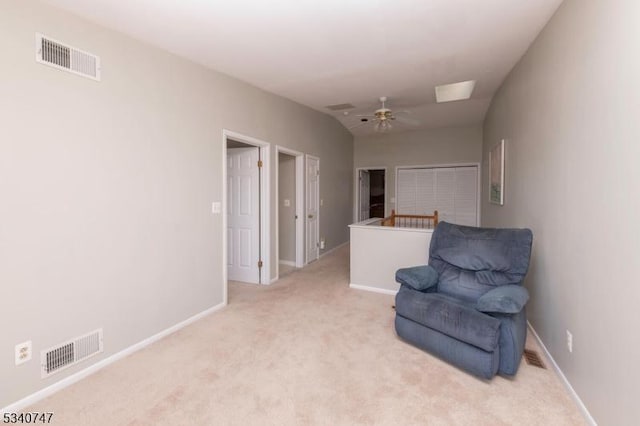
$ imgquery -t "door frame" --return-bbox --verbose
[222,129,271,305]
[305,155,320,264]
[275,145,305,280]
[353,166,387,223]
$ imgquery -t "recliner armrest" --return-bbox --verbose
[476,285,529,314]
[395,265,439,292]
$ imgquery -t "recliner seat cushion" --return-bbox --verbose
[395,287,501,352]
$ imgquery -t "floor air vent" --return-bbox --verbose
[35,33,101,81]
[41,329,103,378]
[523,348,546,369]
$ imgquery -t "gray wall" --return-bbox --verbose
[0,0,352,407]
[481,0,639,424]
[278,153,296,263]
[354,126,482,219]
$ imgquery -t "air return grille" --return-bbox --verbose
[325,103,355,111]
[41,329,103,378]
[523,348,546,369]
[35,33,101,81]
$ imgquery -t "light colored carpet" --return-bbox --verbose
[29,245,585,425]
[278,263,297,278]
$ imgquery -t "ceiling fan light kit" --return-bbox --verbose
[350,96,414,132]
[375,120,392,132]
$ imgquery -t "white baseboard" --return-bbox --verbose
[279,260,296,267]
[349,283,398,296]
[527,322,597,426]
[270,276,279,284]
[320,241,349,259]
[1,302,226,414]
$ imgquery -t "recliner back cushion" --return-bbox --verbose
[429,222,533,302]
[436,247,510,271]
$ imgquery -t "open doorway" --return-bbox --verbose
[356,167,386,222]
[222,130,270,304]
[276,146,304,279]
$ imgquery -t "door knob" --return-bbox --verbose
[308,214,313,219]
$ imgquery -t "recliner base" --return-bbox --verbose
[395,314,499,380]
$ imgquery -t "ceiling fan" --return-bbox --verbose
[350,96,420,132]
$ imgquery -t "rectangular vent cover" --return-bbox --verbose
[41,329,103,377]
[325,103,355,111]
[35,33,101,81]
[523,349,546,369]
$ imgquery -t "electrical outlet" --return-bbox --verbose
[15,341,32,365]
[566,330,573,353]
[320,238,325,250]
[211,202,221,214]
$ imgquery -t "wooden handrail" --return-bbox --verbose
[381,209,438,229]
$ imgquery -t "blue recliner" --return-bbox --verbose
[394,221,533,379]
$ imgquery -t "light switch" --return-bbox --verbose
[320,199,324,206]
[212,202,221,214]
[284,199,291,207]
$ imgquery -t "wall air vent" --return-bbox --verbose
[325,103,355,111]
[35,33,101,81]
[523,348,546,369]
[41,329,103,378]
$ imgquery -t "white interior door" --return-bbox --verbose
[227,147,260,283]
[306,155,320,263]
[359,170,370,221]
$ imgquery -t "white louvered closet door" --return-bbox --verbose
[415,168,436,215]
[396,166,478,226]
[396,169,417,214]
[434,168,456,224]
[454,167,478,226]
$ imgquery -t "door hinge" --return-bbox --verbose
[257,160,263,168]
[258,260,263,268]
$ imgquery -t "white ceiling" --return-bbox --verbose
[42,0,563,135]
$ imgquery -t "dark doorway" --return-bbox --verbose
[369,170,385,218]
[358,168,386,221]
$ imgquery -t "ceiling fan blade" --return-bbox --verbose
[394,114,421,126]
[355,114,376,117]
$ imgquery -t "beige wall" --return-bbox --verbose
[354,126,482,219]
[278,153,296,263]
[0,0,352,407]
[481,0,639,424]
